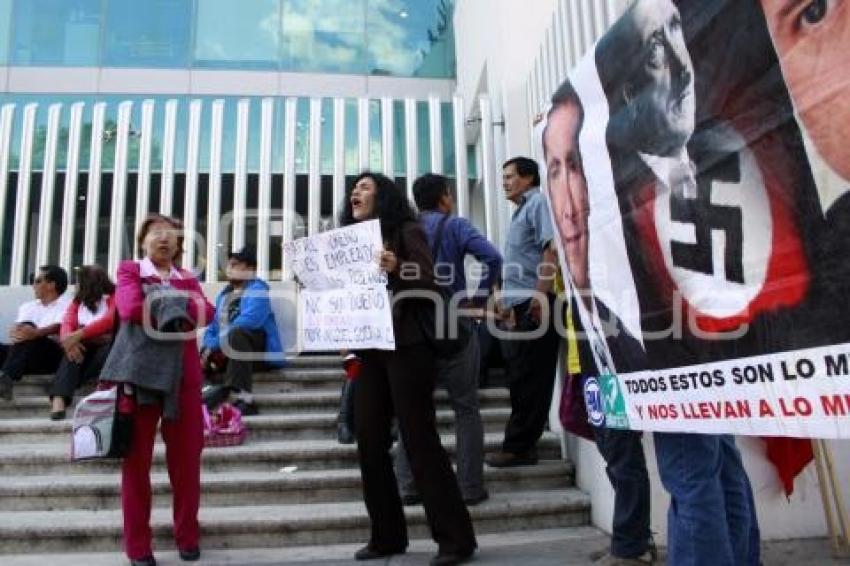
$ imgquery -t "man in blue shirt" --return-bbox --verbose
[487,157,561,468]
[394,173,502,506]
[201,247,284,416]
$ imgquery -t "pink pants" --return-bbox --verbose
[121,378,203,560]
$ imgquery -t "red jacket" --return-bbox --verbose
[59,295,117,341]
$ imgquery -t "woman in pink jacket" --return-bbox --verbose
[49,264,117,420]
[115,214,214,566]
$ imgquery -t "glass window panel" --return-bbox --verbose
[194,0,280,70]
[102,0,191,68]
[281,0,366,73]
[0,0,12,64]
[366,0,455,78]
[11,0,101,66]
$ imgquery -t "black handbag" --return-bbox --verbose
[414,215,472,358]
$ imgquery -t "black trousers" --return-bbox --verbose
[500,296,561,454]
[0,337,63,381]
[205,327,266,392]
[355,343,476,555]
[594,426,652,558]
[50,342,112,404]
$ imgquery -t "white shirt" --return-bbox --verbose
[15,294,71,329]
[77,296,110,327]
[138,257,183,282]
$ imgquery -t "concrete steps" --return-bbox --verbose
[0,461,573,511]
[0,355,586,558]
[0,489,590,554]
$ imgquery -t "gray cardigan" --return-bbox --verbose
[99,283,190,419]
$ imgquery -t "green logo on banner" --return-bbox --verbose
[599,373,629,429]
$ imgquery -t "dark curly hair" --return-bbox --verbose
[74,264,116,312]
[339,172,416,240]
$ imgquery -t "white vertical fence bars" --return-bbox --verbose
[107,101,133,276]
[429,95,443,175]
[182,99,202,272]
[380,97,394,177]
[134,99,155,250]
[0,104,14,270]
[9,104,38,285]
[232,98,250,251]
[257,97,274,279]
[478,95,497,242]
[332,98,346,224]
[281,97,298,279]
[404,97,418,201]
[357,97,369,172]
[307,97,322,236]
[205,99,225,283]
[34,103,62,268]
[452,95,468,218]
[554,1,568,85]
[0,93,479,285]
[58,102,84,272]
[160,99,178,215]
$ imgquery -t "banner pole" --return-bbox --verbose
[812,440,841,554]
[820,440,850,555]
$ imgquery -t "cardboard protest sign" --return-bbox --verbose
[283,220,395,351]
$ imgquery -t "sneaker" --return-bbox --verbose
[485,449,538,467]
[232,399,259,416]
[0,372,13,401]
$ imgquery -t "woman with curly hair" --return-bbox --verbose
[49,264,117,420]
[340,172,477,566]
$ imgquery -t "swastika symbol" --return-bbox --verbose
[669,154,744,283]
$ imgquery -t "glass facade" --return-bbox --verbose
[0,0,455,78]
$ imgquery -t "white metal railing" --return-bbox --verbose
[0,93,498,287]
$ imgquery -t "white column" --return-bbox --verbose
[0,104,15,277]
[281,97,298,279]
[257,97,274,279]
[134,99,155,249]
[159,99,178,215]
[357,97,369,172]
[232,98,250,251]
[404,97,418,202]
[83,102,106,265]
[332,98,346,225]
[35,103,63,268]
[10,103,38,285]
[452,95,469,218]
[107,101,133,276]
[205,99,225,283]
[182,99,202,272]
[59,102,84,272]
[429,95,443,174]
[380,97,394,177]
[307,97,322,236]
[478,96,497,241]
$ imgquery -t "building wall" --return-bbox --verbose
[454,0,850,544]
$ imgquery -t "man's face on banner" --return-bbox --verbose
[627,0,695,156]
[761,0,850,182]
[544,101,590,291]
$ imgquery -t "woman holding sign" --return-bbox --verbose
[341,172,477,566]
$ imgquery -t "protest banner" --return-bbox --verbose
[283,220,395,351]
[537,0,850,439]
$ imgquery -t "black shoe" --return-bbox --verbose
[178,547,201,561]
[485,449,538,468]
[0,372,13,401]
[430,548,475,566]
[129,556,156,566]
[401,493,422,506]
[354,544,407,560]
[49,409,66,421]
[337,422,355,444]
[463,490,489,506]
[232,399,259,416]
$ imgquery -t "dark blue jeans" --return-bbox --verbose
[594,426,652,558]
[654,432,760,566]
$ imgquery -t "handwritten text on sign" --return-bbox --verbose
[286,220,395,351]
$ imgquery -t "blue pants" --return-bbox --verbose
[654,433,760,566]
[594,427,652,558]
